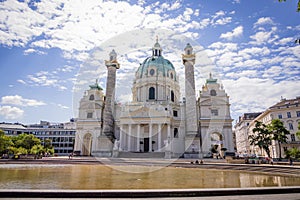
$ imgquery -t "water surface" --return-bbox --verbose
[0,164,299,189]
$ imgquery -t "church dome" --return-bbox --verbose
[136,40,177,81]
[137,56,176,79]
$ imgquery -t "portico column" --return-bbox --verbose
[158,124,162,151]
[137,124,140,152]
[149,123,152,152]
[120,124,124,150]
[167,124,171,150]
[167,124,171,138]
[128,124,132,151]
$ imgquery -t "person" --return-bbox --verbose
[289,157,293,166]
[270,157,273,165]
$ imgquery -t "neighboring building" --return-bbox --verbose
[244,97,300,158]
[234,112,262,156]
[74,40,235,158]
[0,120,76,156]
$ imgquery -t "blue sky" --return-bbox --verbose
[0,0,299,124]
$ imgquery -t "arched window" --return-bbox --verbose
[174,128,178,138]
[149,87,155,100]
[171,90,175,102]
[210,89,217,96]
[187,50,191,55]
[89,94,95,100]
[170,72,173,79]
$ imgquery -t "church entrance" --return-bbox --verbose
[144,138,149,152]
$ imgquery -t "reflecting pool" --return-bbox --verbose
[0,164,299,189]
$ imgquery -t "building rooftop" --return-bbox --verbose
[269,96,300,109]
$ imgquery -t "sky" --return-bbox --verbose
[0,0,299,125]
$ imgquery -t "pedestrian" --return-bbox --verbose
[289,157,293,166]
[270,157,273,165]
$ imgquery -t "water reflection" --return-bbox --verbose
[0,164,299,189]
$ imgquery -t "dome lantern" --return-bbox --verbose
[152,36,162,57]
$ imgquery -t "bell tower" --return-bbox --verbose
[182,43,199,157]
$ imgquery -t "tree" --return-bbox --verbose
[296,122,300,139]
[279,0,300,12]
[269,119,290,159]
[0,130,13,155]
[249,121,272,157]
[285,147,300,159]
[43,138,54,155]
[12,133,41,150]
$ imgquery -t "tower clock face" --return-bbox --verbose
[150,69,155,76]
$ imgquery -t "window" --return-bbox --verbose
[287,112,291,118]
[89,94,94,100]
[173,110,178,117]
[211,109,218,116]
[149,87,155,100]
[87,112,93,118]
[278,114,283,119]
[289,123,294,130]
[150,69,155,76]
[174,128,178,138]
[170,72,173,79]
[291,134,296,142]
[210,89,217,96]
[297,111,300,117]
[171,90,175,102]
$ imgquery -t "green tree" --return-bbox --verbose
[249,121,272,157]
[12,133,41,150]
[279,0,300,12]
[296,122,300,139]
[43,138,54,155]
[285,147,300,159]
[269,119,290,159]
[30,144,45,156]
[0,130,13,155]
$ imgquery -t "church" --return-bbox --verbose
[74,40,234,158]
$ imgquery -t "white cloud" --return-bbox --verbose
[0,105,24,119]
[24,48,46,55]
[214,17,232,25]
[220,26,243,40]
[1,95,46,107]
[223,77,300,117]
[57,104,69,109]
[249,27,277,45]
[254,17,274,28]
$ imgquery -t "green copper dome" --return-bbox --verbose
[136,40,176,80]
[137,56,175,79]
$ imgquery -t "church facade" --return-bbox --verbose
[74,40,234,158]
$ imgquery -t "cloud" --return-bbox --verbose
[254,17,274,28]
[1,95,46,106]
[220,26,243,40]
[57,104,69,109]
[223,77,300,117]
[24,48,46,55]
[19,66,75,91]
[249,27,278,45]
[0,105,24,119]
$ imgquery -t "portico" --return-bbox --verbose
[119,122,172,153]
